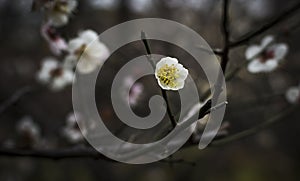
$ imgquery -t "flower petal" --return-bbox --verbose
[68,38,85,53]
[285,87,299,104]
[264,59,279,72]
[47,12,68,27]
[77,57,100,74]
[261,35,274,48]
[245,45,262,60]
[63,55,77,69]
[37,58,59,83]
[272,43,288,60]
[85,41,110,62]
[79,30,99,44]
[164,57,179,66]
[247,59,278,73]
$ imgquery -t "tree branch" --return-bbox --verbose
[141,31,177,128]
[220,0,230,72]
[229,1,300,48]
[211,105,298,146]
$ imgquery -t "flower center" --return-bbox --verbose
[259,50,274,63]
[53,1,69,14]
[74,44,87,58]
[50,67,63,78]
[157,64,179,88]
[46,26,59,41]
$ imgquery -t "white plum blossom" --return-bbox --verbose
[37,57,74,91]
[155,57,188,90]
[62,112,87,144]
[64,29,110,74]
[246,35,288,73]
[285,85,300,104]
[41,23,67,55]
[121,76,144,107]
[44,0,77,27]
[16,116,41,147]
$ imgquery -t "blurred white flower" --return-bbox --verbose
[128,0,153,13]
[285,85,300,104]
[41,23,67,55]
[16,116,41,147]
[236,0,272,19]
[44,0,77,27]
[155,57,188,90]
[121,76,144,107]
[37,57,74,91]
[246,35,288,73]
[62,112,87,144]
[64,29,110,74]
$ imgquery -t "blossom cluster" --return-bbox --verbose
[35,0,110,91]
[245,35,299,105]
[246,35,288,73]
[3,113,87,149]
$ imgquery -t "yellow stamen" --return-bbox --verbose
[74,44,87,58]
[54,1,69,14]
[157,64,179,88]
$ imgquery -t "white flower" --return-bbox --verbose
[246,35,288,73]
[37,57,74,91]
[121,76,144,107]
[285,85,300,104]
[45,0,77,27]
[62,112,87,143]
[41,23,67,55]
[155,57,188,90]
[16,116,41,146]
[64,29,110,74]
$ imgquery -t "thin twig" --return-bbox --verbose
[0,147,107,160]
[196,45,224,56]
[160,158,196,167]
[230,1,300,48]
[141,31,177,128]
[220,0,230,72]
[211,105,298,146]
[0,146,194,166]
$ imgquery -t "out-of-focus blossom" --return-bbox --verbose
[41,23,67,55]
[62,112,87,144]
[16,116,41,147]
[128,0,153,13]
[236,0,272,19]
[246,35,288,73]
[44,0,77,27]
[165,0,214,11]
[64,29,110,74]
[87,0,118,10]
[121,76,144,107]
[155,57,188,90]
[285,85,300,104]
[37,57,74,91]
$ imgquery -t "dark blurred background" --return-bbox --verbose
[0,0,300,180]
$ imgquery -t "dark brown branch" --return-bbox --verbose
[0,147,108,160]
[220,0,230,72]
[141,31,177,128]
[197,45,224,56]
[0,146,196,166]
[229,1,300,48]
